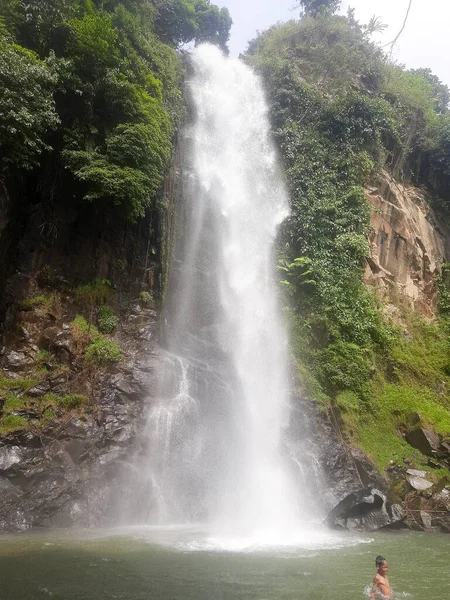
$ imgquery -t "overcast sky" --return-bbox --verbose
[218,0,450,86]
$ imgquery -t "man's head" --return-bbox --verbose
[376,555,388,575]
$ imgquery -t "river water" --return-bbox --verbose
[1,528,449,600]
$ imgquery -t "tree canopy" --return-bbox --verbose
[0,0,231,221]
[296,0,341,16]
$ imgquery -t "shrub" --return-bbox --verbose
[97,305,118,334]
[0,39,59,174]
[85,337,122,366]
[139,291,152,305]
[314,341,371,397]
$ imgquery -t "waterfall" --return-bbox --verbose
[141,45,317,539]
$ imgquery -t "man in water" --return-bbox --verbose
[370,555,392,599]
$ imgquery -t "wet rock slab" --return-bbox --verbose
[326,487,404,532]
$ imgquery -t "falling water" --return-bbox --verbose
[141,45,319,541]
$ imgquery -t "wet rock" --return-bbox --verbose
[406,474,433,491]
[405,426,440,456]
[0,476,22,501]
[326,487,404,531]
[0,445,26,471]
[420,510,434,531]
[38,327,73,364]
[406,468,428,477]
[28,382,51,397]
[4,350,33,371]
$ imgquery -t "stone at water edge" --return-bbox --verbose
[326,487,404,532]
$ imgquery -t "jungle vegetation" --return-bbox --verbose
[0,0,231,221]
[246,3,450,473]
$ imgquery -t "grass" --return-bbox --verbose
[2,394,29,412]
[85,338,122,366]
[0,414,28,434]
[0,378,38,393]
[19,295,49,310]
[339,379,450,472]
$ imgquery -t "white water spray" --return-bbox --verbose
[142,45,320,542]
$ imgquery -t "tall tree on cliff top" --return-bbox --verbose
[297,0,341,16]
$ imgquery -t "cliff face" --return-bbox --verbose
[0,137,183,531]
[365,171,450,318]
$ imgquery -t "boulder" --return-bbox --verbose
[419,510,434,531]
[406,474,433,491]
[326,487,404,531]
[4,350,33,371]
[405,426,440,456]
[406,468,428,477]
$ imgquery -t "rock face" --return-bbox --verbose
[327,487,404,531]
[0,306,162,531]
[365,171,450,317]
[405,426,440,457]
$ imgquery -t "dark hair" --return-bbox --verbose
[376,555,386,567]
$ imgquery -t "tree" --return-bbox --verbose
[153,0,231,48]
[297,0,341,16]
[0,39,59,173]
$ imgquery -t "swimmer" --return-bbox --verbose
[370,555,392,599]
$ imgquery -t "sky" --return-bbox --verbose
[218,0,450,87]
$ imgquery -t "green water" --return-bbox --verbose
[0,527,448,600]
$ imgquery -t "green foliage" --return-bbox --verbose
[296,0,341,16]
[85,337,122,366]
[0,38,59,173]
[34,349,56,370]
[0,378,37,393]
[97,305,118,334]
[0,0,228,222]
[74,280,114,324]
[59,393,88,409]
[70,314,95,336]
[436,263,450,317]
[248,11,450,476]
[355,383,450,471]
[2,393,29,412]
[66,12,119,77]
[154,0,232,49]
[20,294,49,309]
[278,256,315,304]
[314,341,371,397]
[139,291,152,304]
[0,414,28,434]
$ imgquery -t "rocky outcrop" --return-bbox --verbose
[0,305,161,531]
[365,171,450,318]
[326,487,404,531]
